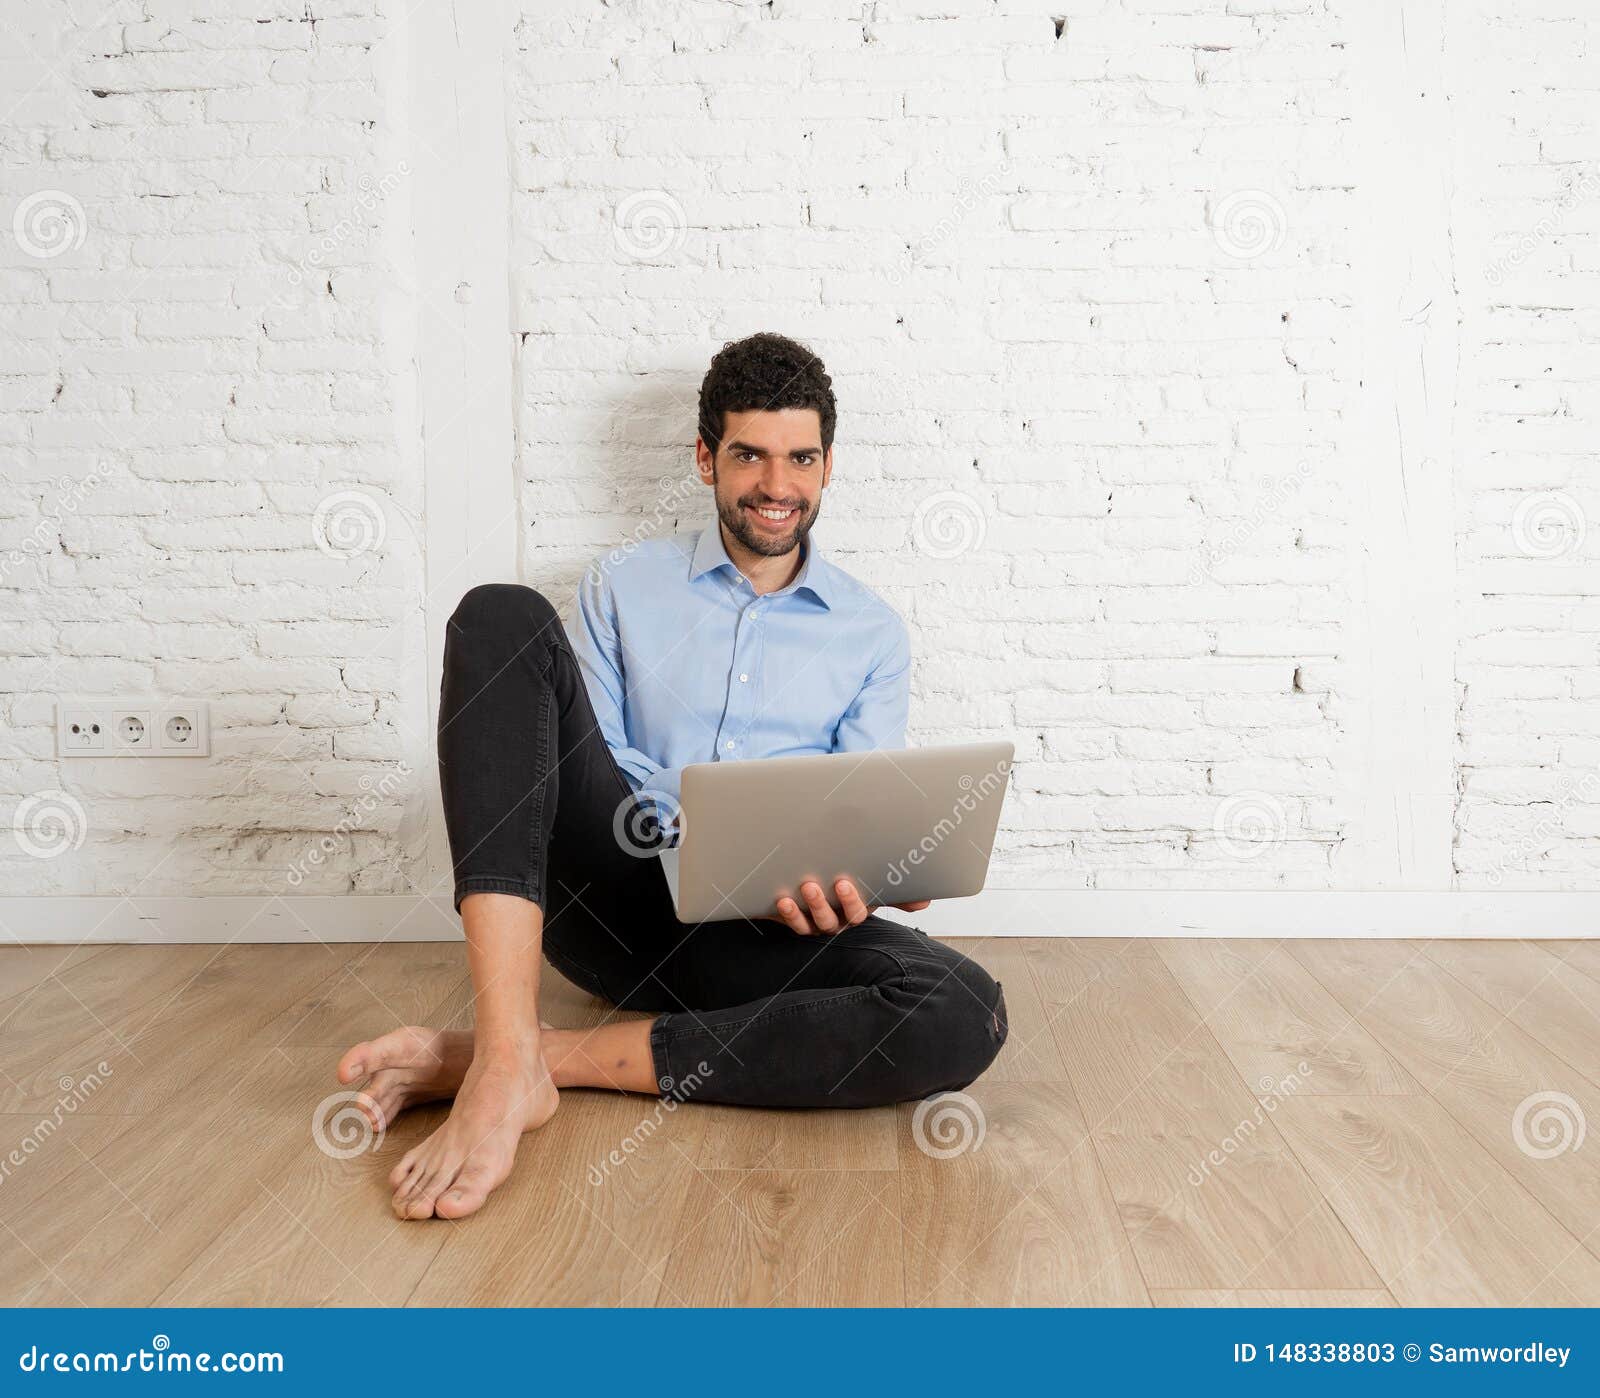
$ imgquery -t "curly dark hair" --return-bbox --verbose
[697,332,836,454]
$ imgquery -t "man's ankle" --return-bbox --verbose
[474,1027,542,1063]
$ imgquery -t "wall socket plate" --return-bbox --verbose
[57,700,210,758]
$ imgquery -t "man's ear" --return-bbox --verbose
[695,438,716,486]
[821,446,833,490]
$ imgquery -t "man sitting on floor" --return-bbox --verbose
[336,332,1008,1219]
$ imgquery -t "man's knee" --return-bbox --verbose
[903,953,1008,1098]
[450,583,561,639]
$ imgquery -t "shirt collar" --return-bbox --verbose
[689,525,833,610]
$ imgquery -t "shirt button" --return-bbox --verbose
[739,673,749,683]
[725,740,736,751]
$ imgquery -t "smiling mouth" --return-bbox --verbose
[745,502,800,527]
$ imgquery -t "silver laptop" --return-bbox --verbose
[657,741,1014,924]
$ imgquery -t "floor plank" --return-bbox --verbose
[0,1052,335,1305]
[1156,939,1411,1095]
[1273,1095,1600,1305]
[1151,1289,1394,1307]
[157,1053,450,1307]
[4,936,1598,1306]
[968,939,1072,1082]
[406,1087,712,1306]
[0,943,107,1005]
[896,1079,1147,1305]
[657,1170,906,1306]
[1292,939,1600,1264]
[1419,938,1600,1087]
[0,944,224,1112]
[1027,940,1382,1291]
[267,941,474,1048]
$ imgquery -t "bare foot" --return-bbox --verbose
[336,1026,474,1130]
[386,1037,558,1220]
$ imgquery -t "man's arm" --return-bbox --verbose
[570,565,685,832]
[775,609,927,936]
[831,610,912,752]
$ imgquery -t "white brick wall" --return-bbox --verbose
[1,1,425,898]
[4,0,1597,906]
[511,0,1358,891]
[1451,0,1600,889]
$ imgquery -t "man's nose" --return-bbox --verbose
[758,464,798,500]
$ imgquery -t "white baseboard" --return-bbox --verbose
[1,890,1597,943]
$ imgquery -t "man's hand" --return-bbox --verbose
[769,879,932,937]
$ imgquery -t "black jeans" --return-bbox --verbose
[437,583,1009,1109]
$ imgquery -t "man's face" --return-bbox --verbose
[697,407,832,558]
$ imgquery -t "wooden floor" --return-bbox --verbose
[2,936,1598,1307]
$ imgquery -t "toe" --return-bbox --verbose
[389,1147,424,1192]
[337,1040,376,1084]
[400,1166,454,1220]
[435,1158,501,1219]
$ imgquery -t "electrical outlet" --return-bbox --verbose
[156,704,208,754]
[113,710,152,751]
[57,701,210,758]
[59,708,107,753]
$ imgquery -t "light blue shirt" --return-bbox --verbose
[570,526,911,831]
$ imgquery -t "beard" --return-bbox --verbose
[714,482,821,558]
